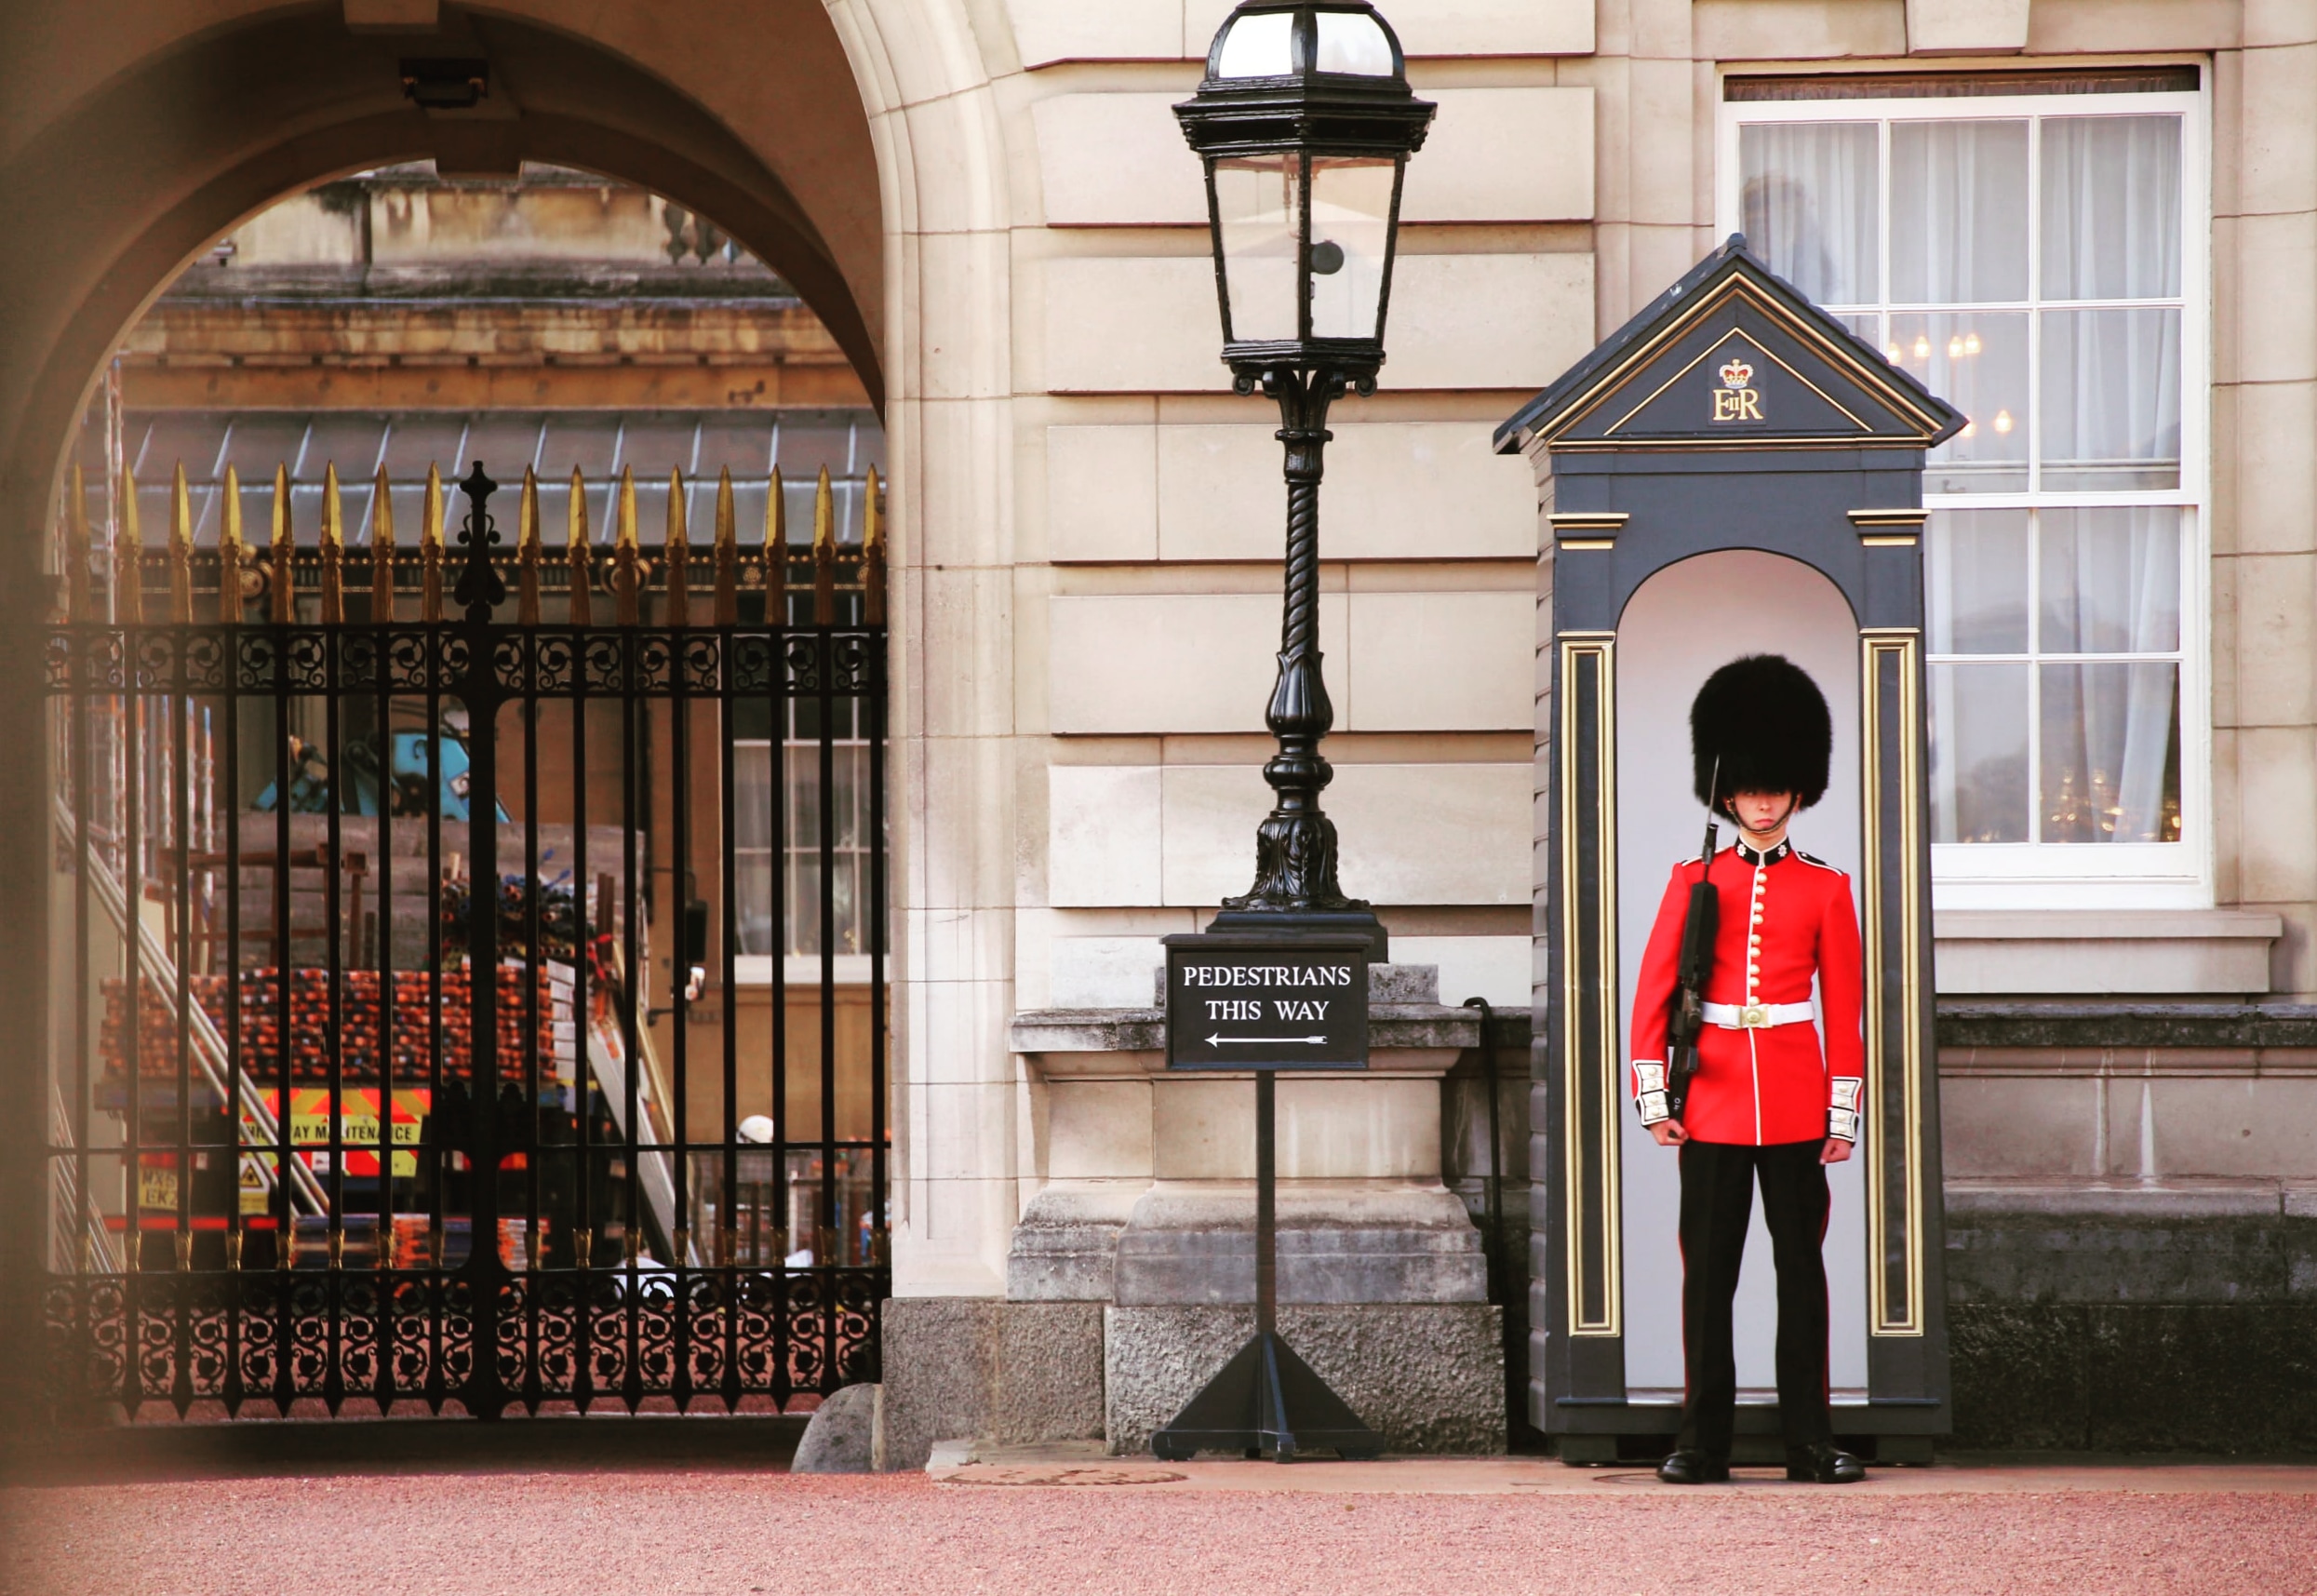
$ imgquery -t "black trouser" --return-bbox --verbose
[1675,1137,1832,1458]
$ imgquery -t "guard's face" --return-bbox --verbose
[1726,788,1799,834]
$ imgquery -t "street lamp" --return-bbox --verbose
[1149,2,1433,1466]
[1175,0,1435,952]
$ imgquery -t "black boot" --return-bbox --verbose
[1785,1443,1865,1483]
[1656,1449,1730,1484]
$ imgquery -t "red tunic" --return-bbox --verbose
[1628,838,1865,1147]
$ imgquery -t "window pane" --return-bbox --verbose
[1741,122,1878,305]
[2040,307,2181,490]
[2041,115,2181,301]
[1214,155,1300,342]
[1926,508,2029,652]
[1890,120,2028,303]
[1890,312,2028,491]
[1308,157,1395,341]
[2040,662,2181,843]
[2040,506,2180,653]
[1930,663,2030,842]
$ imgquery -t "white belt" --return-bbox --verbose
[1701,999,1817,1030]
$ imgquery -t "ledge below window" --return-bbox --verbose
[1933,909,2282,996]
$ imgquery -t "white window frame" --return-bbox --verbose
[1717,81,2212,910]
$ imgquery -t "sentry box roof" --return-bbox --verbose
[1494,234,1964,460]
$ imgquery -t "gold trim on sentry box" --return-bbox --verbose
[1558,636,1622,1338]
[1551,513,1627,553]
[1859,630,1926,1336]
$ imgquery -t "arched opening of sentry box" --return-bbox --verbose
[46,167,888,1420]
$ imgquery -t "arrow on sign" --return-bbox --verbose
[1207,1034,1329,1047]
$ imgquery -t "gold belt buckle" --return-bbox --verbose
[1738,1003,1770,1028]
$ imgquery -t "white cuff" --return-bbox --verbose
[1828,1106,1858,1142]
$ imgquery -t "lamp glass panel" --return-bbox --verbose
[1314,11,1392,74]
[1308,157,1395,340]
[1214,154,1302,342]
[1215,11,1294,77]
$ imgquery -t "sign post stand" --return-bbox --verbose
[1151,932,1381,1462]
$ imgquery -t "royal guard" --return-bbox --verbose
[1629,654,1867,1485]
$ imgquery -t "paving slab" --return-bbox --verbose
[5,1444,2312,1596]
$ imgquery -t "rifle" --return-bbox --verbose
[1665,766,1721,1126]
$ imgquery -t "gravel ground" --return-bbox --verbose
[6,1469,2314,1596]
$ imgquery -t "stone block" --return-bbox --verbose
[1105,1303,1507,1455]
[1008,0,1183,68]
[790,1382,881,1473]
[1033,89,1593,227]
[1403,88,1593,222]
[1159,763,1530,907]
[1046,594,1348,734]
[1046,425,1158,562]
[995,1302,1109,1444]
[1047,1080,1156,1181]
[1040,254,1591,394]
[878,1296,1001,1470]
[1111,1185,1487,1304]
[1007,1182,1143,1300]
[1047,764,1163,906]
[1904,0,2029,53]
[1149,1076,1446,1181]
[2087,1304,2317,1454]
[1947,1303,2091,1450]
[1157,421,1535,562]
[1346,591,1534,731]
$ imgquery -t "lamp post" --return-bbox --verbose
[1149,2,1433,1464]
[1174,0,1434,956]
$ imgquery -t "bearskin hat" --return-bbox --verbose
[1690,654,1832,811]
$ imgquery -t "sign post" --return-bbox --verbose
[1152,932,1381,1462]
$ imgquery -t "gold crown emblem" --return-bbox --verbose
[1719,355,1755,389]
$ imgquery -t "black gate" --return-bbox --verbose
[42,457,888,1419]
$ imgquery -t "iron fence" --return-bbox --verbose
[41,457,887,1419]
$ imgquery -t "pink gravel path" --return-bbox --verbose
[6,1468,2313,1596]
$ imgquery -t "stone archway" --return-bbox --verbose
[0,0,926,1423]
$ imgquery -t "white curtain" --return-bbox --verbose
[1742,122,1878,305]
[1891,120,2028,303]
[2038,507,2181,842]
[2042,116,2182,300]
[2039,116,2184,490]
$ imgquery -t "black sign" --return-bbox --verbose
[1163,932,1370,1070]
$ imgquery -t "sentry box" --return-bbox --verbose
[1163,932,1371,1071]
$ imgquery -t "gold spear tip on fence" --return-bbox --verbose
[566,466,594,626]
[517,465,542,625]
[116,464,144,624]
[864,464,886,627]
[270,463,295,623]
[169,462,194,624]
[567,465,589,549]
[811,466,835,625]
[714,466,738,625]
[612,464,640,624]
[767,464,785,548]
[370,462,395,622]
[422,463,445,623]
[664,467,690,625]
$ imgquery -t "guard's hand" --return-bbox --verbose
[1821,1137,1853,1165]
[1650,1120,1689,1147]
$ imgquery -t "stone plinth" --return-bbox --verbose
[994,963,1506,1455]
